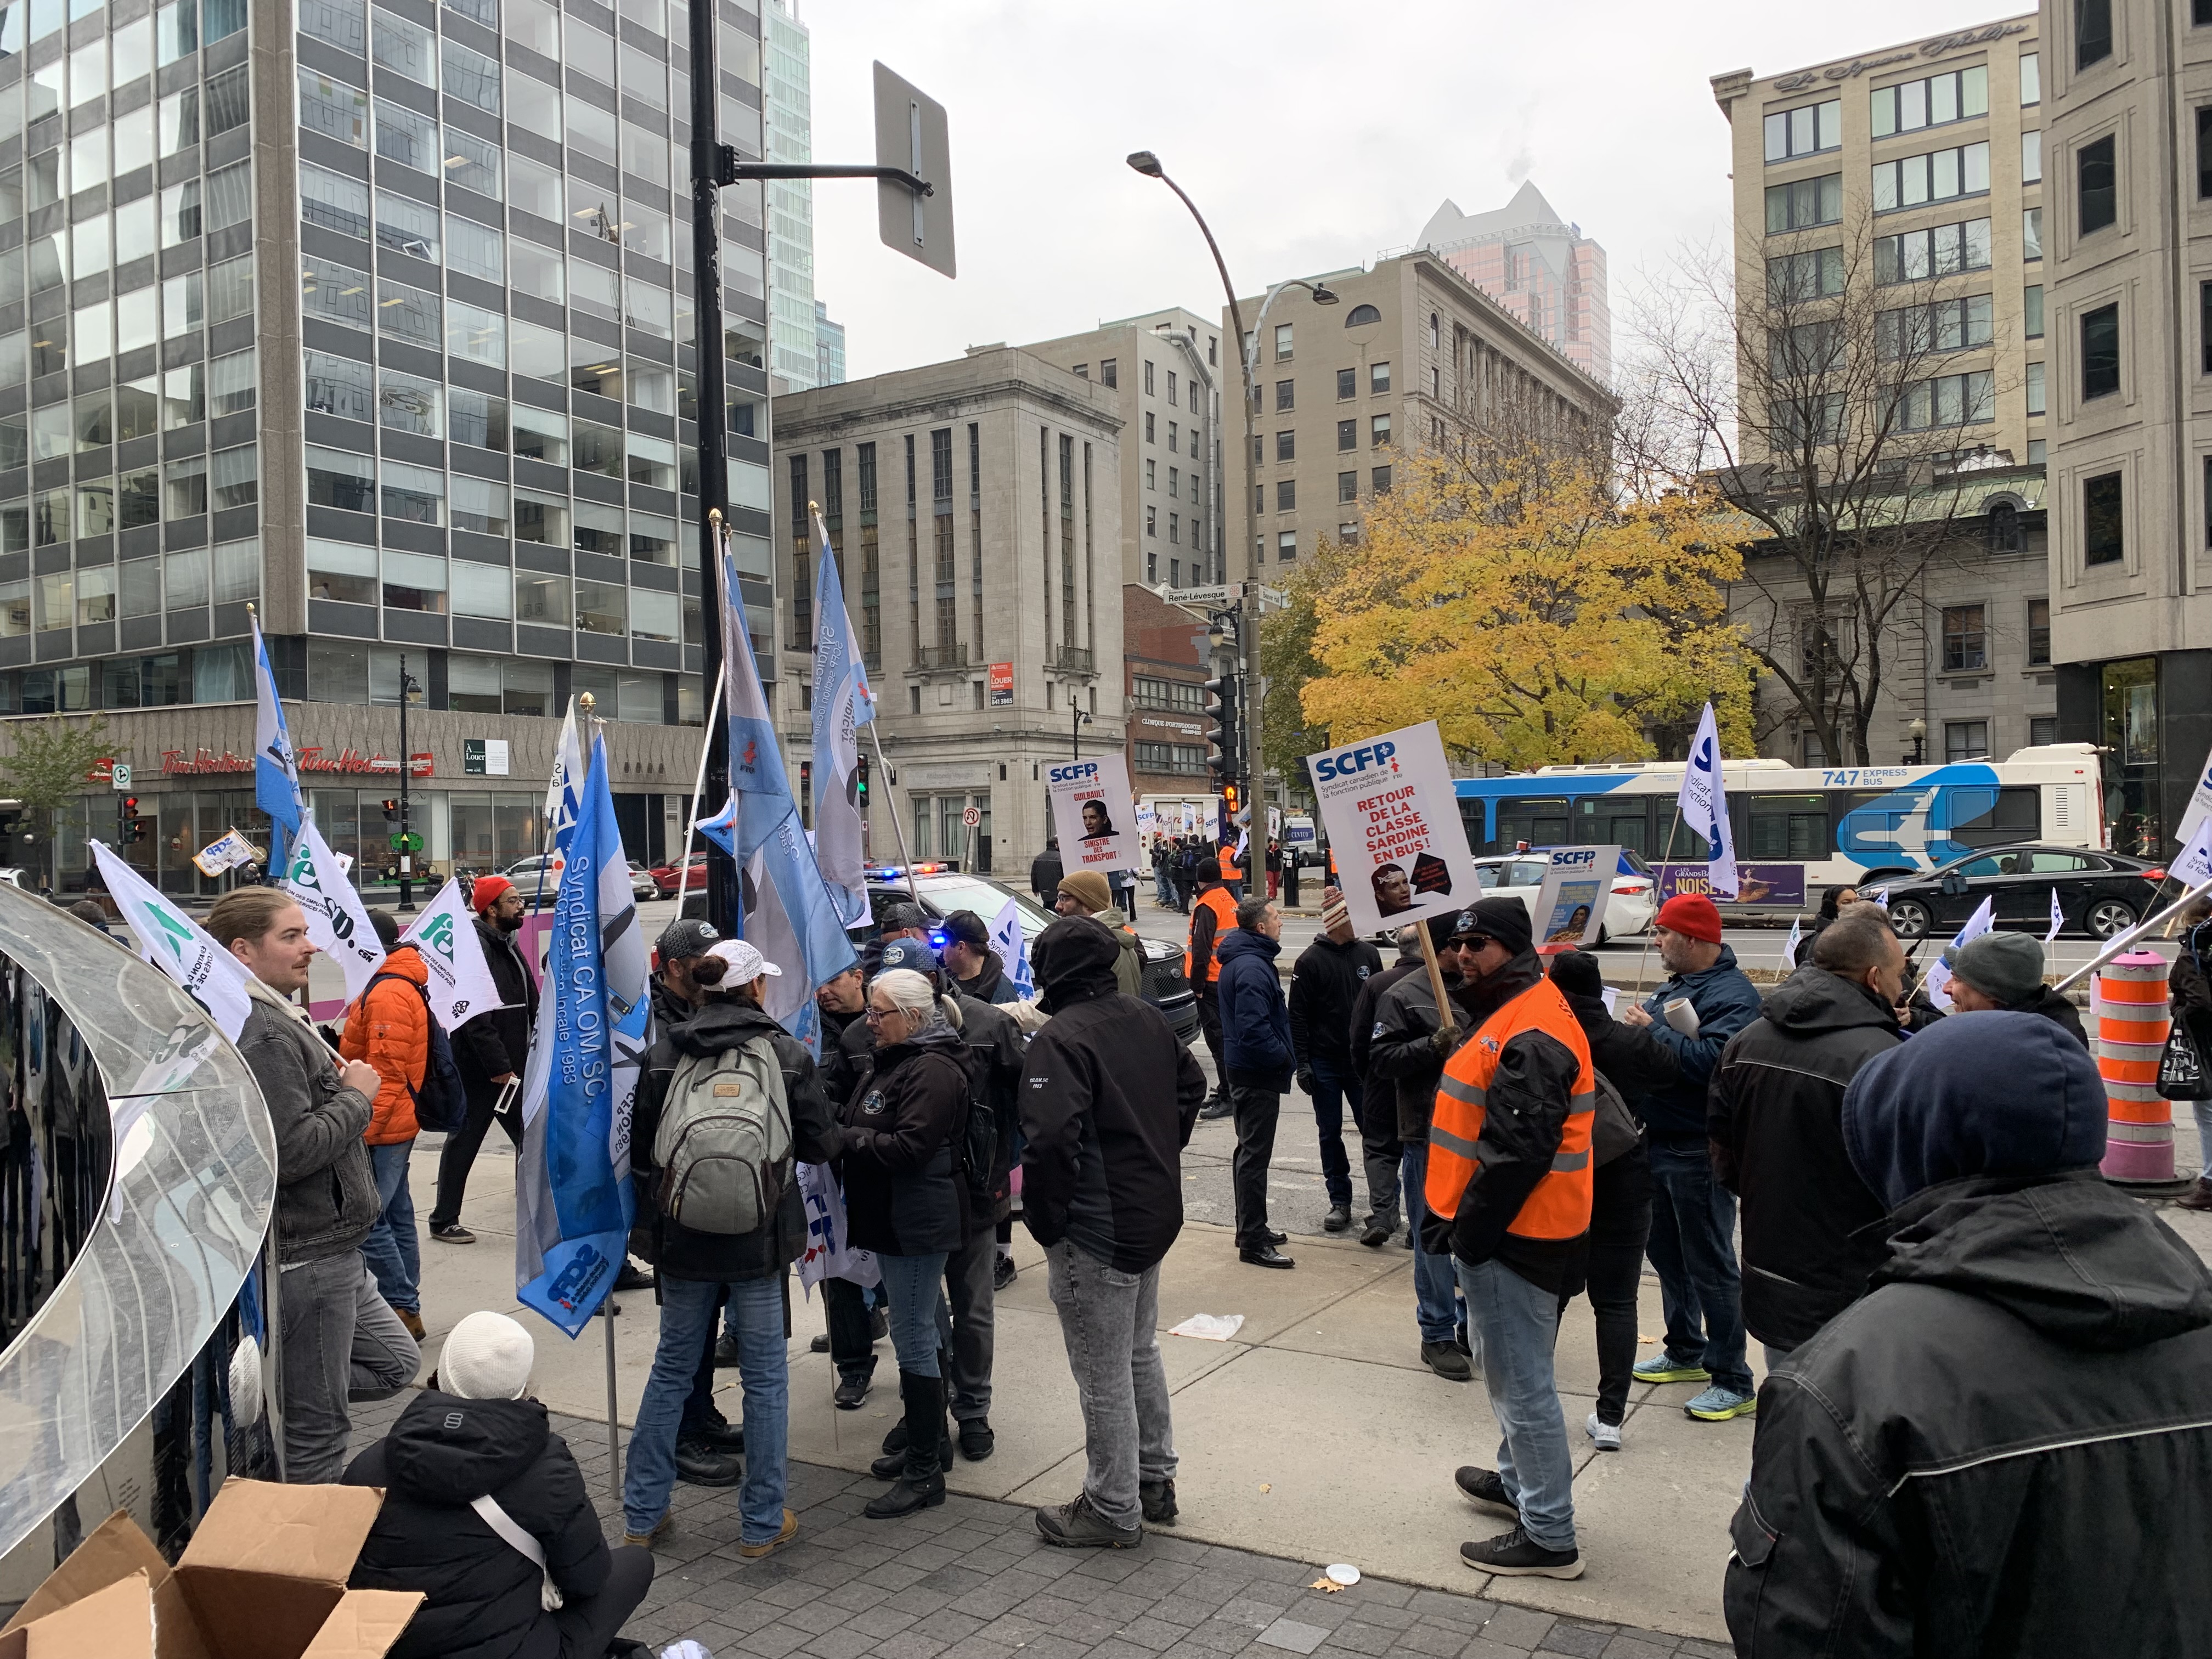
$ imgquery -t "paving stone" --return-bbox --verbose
[1254,1618,1333,1656]
[1600,1635,1678,1659]
[1479,1606,1556,1652]
[1540,1624,1615,1659]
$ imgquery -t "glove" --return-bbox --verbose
[1430,1024,1462,1059]
[1295,1068,1317,1097]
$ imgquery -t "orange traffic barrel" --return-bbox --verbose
[2095,953,2174,1184]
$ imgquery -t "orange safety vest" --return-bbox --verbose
[1424,979,1596,1242]
[1186,887,1238,984]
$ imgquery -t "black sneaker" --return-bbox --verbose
[1359,1221,1393,1248]
[614,1260,654,1292]
[1323,1205,1352,1233]
[833,1373,870,1410]
[1459,1525,1583,1579]
[715,1332,743,1367]
[428,1223,476,1245]
[1139,1479,1178,1526]
[808,1333,830,1355]
[992,1254,1018,1291]
[1454,1466,1517,1517]
[958,1418,995,1462]
[1035,1492,1142,1549]
[1198,1101,1233,1120]
[675,1438,742,1486]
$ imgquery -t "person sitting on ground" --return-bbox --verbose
[1055,869,1142,997]
[1726,1013,2212,1654]
[345,1311,655,1659]
[1933,929,2088,1047]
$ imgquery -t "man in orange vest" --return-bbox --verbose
[1186,857,1238,1119]
[1423,898,1596,1582]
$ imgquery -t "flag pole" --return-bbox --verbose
[601,1294,621,1504]
[1638,803,1684,993]
[674,669,726,915]
[864,715,924,906]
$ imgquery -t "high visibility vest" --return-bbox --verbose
[1186,887,1238,984]
[1424,979,1596,1242]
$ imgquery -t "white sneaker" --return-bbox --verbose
[1585,1412,1622,1452]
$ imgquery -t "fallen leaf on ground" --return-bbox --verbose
[1308,1579,1344,1594]
[1259,1483,1272,1493]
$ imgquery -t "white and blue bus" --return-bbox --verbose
[1452,743,2107,912]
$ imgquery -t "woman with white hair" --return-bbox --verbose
[343,1311,654,1659]
[840,967,973,1519]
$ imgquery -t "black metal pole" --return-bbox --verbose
[689,2,737,937]
[398,652,412,910]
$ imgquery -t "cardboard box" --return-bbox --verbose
[0,1480,421,1659]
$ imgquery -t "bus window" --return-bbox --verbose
[1497,797,1568,849]
[1746,793,1832,859]
[1952,786,2039,848]
[1573,794,1651,853]
[1459,798,1492,855]
[1662,817,1712,860]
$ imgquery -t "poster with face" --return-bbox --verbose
[1306,721,1480,936]
[1532,844,1617,947]
[1046,753,1142,876]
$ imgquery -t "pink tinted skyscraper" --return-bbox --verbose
[1419,182,1611,384]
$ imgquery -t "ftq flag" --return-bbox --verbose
[251,611,303,860]
[514,738,650,1336]
[810,511,873,928]
[1677,702,1739,900]
[283,816,385,1002]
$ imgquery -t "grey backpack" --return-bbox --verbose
[652,1035,792,1234]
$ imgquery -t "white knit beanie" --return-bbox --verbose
[440,1311,534,1400]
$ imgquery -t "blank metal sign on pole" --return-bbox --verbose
[874,62,955,277]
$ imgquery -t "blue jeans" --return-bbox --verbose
[1458,1257,1576,1553]
[875,1251,951,1378]
[624,1275,788,1542]
[1402,1142,1460,1345]
[360,1139,419,1316]
[1306,1059,1356,1207]
[1644,1137,1753,1396]
[1155,866,1174,906]
[2194,1101,2212,1172]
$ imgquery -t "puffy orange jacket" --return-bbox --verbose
[341,944,431,1144]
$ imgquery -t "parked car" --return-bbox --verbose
[863,867,1200,1044]
[625,860,661,902]
[1870,843,2164,942]
[1468,849,1658,946]
[650,853,708,896]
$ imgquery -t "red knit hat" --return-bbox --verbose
[1654,893,1723,944]
[471,874,514,915]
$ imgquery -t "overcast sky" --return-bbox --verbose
[796,0,2022,383]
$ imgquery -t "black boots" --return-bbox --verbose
[864,1370,947,1518]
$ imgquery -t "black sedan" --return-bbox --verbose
[1872,843,2165,943]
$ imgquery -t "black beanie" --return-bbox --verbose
[1548,949,1605,1002]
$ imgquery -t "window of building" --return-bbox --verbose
[1892,371,1994,430]
[2024,205,2044,259]
[1338,470,1357,503]
[2199,0,2212,24]
[1276,379,1294,412]
[2026,284,2045,338]
[1370,413,1391,447]
[1764,172,1842,233]
[1274,323,1293,361]
[1145,504,1155,537]
[2028,597,2051,662]
[2199,107,2212,198]
[1144,410,1154,443]
[1942,603,1987,670]
[1871,141,1991,212]
[1336,367,1355,399]
[1166,370,1177,402]
[1876,293,1994,357]
[2030,715,2061,744]
[1276,430,1295,461]
[2022,129,2042,184]
[1169,512,1180,544]
[1143,360,1154,395]
[2079,134,2117,233]
[1101,358,1117,387]
[1345,303,1380,327]
[2027,361,2047,416]
[2077,0,2112,69]
[1773,391,1846,447]
[2084,470,2124,565]
[2081,301,2120,398]
[1945,720,1990,762]
[1869,67,1989,138]
[1372,465,1392,494]
[1767,245,1845,302]
[1276,529,1297,559]
[1337,419,1356,452]
[1765,99,1842,161]
[2021,50,2041,105]
[1145,458,1155,491]
[1370,360,1390,394]
[1990,500,2025,553]
[1771,318,1841,377]
[1276,480,1295,511]
[2029,438,2047,464]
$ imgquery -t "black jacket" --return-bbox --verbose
[452,917,538,1095]
[1559,988,1679,1103]
[2173,918,2212,1056]
[1288,934,1384,1071]
[1187,882,1234,986]
[1708,967,1899,1349]
[1030,847,1063,901]
[954,949,1018,1007]
[1349,955,1424,1142]
[345,1392,613,1659]
[838,1022,971,1255]
[950,989,1026,1227]
[631,996,841,1283]
[1020,940,1208,1273]
[1368,963,1466,1141]
[818,1001,873,1107]
[1912,981,2090,1048]
[1725,1171,2212,1657]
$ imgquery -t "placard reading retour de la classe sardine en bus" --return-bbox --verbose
[1046,753,1143,876]
[1308,722,1479,936]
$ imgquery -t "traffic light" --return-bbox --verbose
[1203,676,1239,792]
[1223,783,1240,817]
[380,798,400,822]
[119,795,146,844]
[855,753,870,806]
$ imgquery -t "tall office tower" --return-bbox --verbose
[0,0,778,892]
[1419,183,1612,383]
[814,295,842,384]
[761,0,812,388]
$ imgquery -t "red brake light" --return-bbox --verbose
[1611,882,1644,895]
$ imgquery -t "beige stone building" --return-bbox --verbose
[1022,309,1227,592]
[1223,250,1613,577]
[771,348,1123,875]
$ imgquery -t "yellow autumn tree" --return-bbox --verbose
[1301,446,1753,770]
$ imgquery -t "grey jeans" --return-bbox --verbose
[947,1226,997,1422]
[1045,1240,1175,1530]
[279,1251,421,1483]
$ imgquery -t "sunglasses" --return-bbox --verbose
[1450,935,1496,951]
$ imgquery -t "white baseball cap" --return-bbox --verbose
[707,938,783,981]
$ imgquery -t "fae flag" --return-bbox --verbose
[1678,703,1739,900]
[402,878,505,1031]
[1306,721,1479,936]
[93,840,255,1041]
[282,816,385,1002]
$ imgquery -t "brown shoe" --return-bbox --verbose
[2178,1177,2212,1212]
[397,1307,426,1341]
[736,1508,798,1559]
[623,1514,674,1550]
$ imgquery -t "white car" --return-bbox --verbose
[1472,852,1657,945]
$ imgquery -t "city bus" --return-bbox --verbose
[1452,742,2107,913]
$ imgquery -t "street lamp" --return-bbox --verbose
[1069,690,1093,761]
[1908,716,1927,767]
[396,653,423,911]
[1127,149,1336,823]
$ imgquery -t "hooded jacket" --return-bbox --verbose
[632,995,842,1283]
[1348,952,1423,1142]
[1707,966,1899,1348]
[452,916,538,1098]
[342,943,431,1144]
[838,1019,972,1255]
[1096,905,1146,999]
[1288,932,1384,1072]
[1216,927,1294,1088]
[345,1391,612,1659]
[954,947,1019,1007]
[1020,918,1209,1272]
[239,977,379,1266]
[1633,944,1763,1142]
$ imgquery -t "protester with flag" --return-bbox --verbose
[205,885,417,1481]
[429,875,537,1244]
[623,937,839,1558]
[342,910,433,1343]
[810,511,873,928]
[1923,930,2089,1048]
[1789,884,1860,969]
[940,910,1019,1005]
[252,610,303,869]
